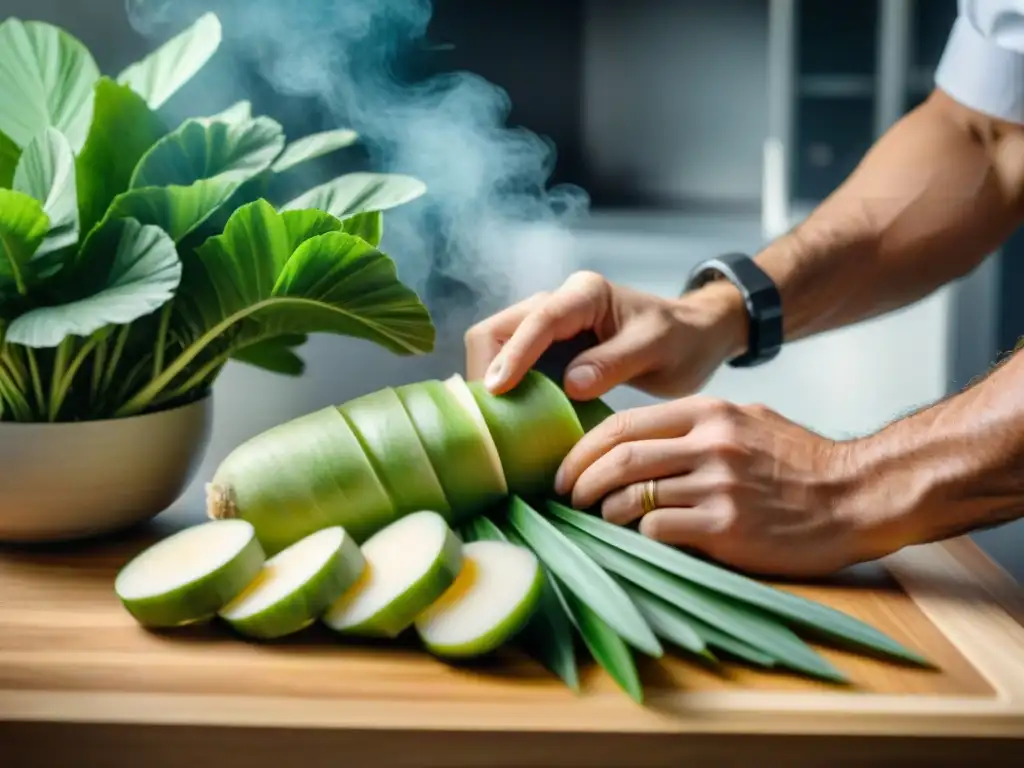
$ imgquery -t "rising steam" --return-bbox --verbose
[125,0,589,325]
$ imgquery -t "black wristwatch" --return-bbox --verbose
[683,253,783,368]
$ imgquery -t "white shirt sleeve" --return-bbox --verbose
[935,0,1024,122]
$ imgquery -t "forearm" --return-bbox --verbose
[750,89,1024,342]
[843,349,1024,558]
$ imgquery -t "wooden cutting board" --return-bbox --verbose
[2,516,1023,767]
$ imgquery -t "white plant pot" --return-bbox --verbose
[0,396,213,543]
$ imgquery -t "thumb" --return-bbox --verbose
[563,327,659,399]
[637,507,720,554]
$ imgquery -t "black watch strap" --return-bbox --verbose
[684,253,783,368]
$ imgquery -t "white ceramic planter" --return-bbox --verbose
[0,396,213,543]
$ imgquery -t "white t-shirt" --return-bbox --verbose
[936,0,1024,122]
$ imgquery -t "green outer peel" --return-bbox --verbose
[468,370,584,496]
[114,519,266,628]
[396,379,507,523]
[323,510,463,638]
[414,540,544,658]
[206,407,395,553]
[218,526,366,640]
[339,387,451,519]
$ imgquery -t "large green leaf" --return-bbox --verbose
[102,117,285,244]
[505,496,662,658]
[0,19,100,151]
[115,200,434,415]
[546,501,928,666]
[0,188,48,298]
[281,172,426,217]
[271,129,359,174]
[13,127,78,258]
[554,519,846,683]
[75,78,167,237]
[130,116,285,189]
[116,12,222,110]
[5,217,181,347]
[0,130,19,188]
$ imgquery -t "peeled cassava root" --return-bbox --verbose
[206,370,584,554]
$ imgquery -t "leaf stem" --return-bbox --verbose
[0,363,33,422]
[49,336,102,421]
[151,352,229,407]
[101,323,132,395]
[25,348,46,416]
[47,339,72,421]
[151,302,173,379]
[90,338,108,405]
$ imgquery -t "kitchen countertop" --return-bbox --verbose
[2,517,1023,767]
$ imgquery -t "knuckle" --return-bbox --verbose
[566,270,606,290]
[745,402,772,418]
[603,411,633,442]
[630,481,646,510]
[608,443,635,473]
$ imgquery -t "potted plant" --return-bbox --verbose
[0,12,436,543]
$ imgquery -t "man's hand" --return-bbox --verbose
[553,396,871,577]
[464,270,747,400]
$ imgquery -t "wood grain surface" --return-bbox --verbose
[2,518,1024,767]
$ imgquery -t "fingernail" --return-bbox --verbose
[484,358,507,391]
[565,364,597,392]
[554,465,568,495]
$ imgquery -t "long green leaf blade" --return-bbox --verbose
[506,496,662,658]
[546,501,927,666]
[116,12,222,110]
[496,520,580,693]
[555,574,643,703]
[611,577,709,659]
[0,19,100,151]
[555,521,846,683]
[13,126,78,259]
[615,577,774,668]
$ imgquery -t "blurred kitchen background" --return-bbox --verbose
[9,0,1021,576]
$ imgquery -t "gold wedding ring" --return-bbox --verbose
[641,479,658,514]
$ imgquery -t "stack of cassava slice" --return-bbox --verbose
[114,371,931,703]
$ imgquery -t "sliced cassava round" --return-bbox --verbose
[218,525,365,640]
[339,387,452,519]
[467,370,584,496]
[396,379,507,524]
[206,406,395,554]
[323,510,463,638]
[115,519,266,628]
[414,539,543,658]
